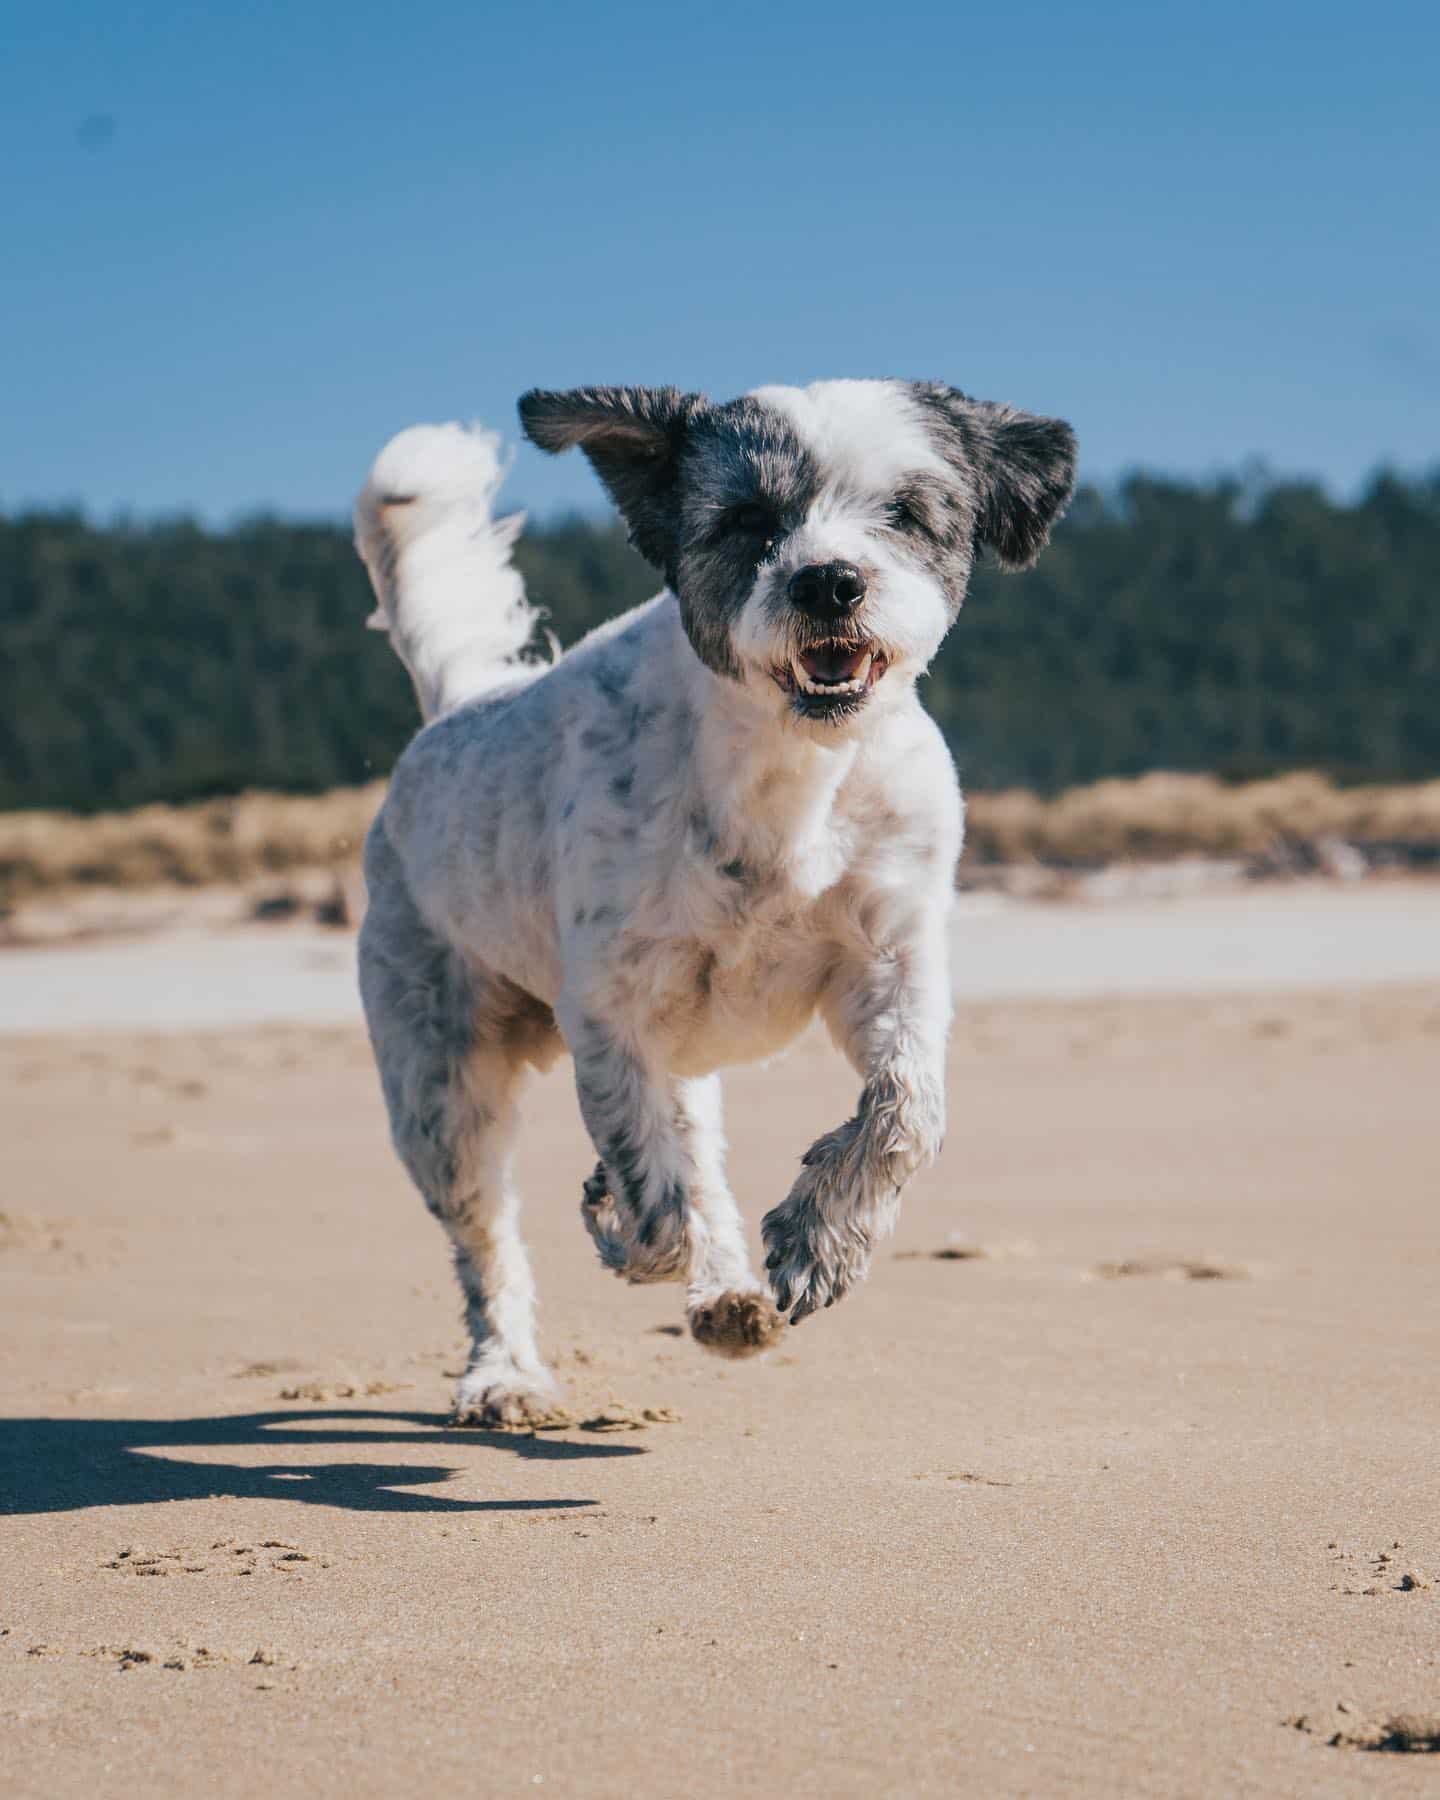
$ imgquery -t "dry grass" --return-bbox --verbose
[962,771,1440,868]
[0,783,384,906]
[2,772,1439,909]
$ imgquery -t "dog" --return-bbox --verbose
[353,380,1076,1426]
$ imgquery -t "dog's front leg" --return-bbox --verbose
[673,1074,786,1357]
[763,915,951,1322]
[574,1061,784,1351]
[563,1007,696,1284]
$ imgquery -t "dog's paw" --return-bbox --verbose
[762,1136,881,1323]
[580,1162,689,1285]
[761,1109,911,1320]
[452,1367,572,1432]
[580,1163,630,1273]
[762,1200,871,1322]
[688,1289,787,1358]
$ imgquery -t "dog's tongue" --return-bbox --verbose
[799,642,870,683]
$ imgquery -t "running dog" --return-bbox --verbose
[353,380,1075,1425]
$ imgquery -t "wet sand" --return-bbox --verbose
[2,915,1439,1793]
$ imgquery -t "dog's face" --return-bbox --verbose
[520,379,1076,732]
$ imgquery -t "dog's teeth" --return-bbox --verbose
[789,649,877,700]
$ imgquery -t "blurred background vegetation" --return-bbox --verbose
[2,469,1436,816]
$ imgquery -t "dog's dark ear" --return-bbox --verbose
[972,403,1078,569]
[915,386,1077,571]
[518,386,707,573]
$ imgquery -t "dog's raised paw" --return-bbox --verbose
[762,1194,871,1323]
[688,1290,787,1358]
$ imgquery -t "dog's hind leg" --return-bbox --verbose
[435,1048,570,1429]
[360,847,567,1429]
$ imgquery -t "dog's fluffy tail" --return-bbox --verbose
[354,423,543,722]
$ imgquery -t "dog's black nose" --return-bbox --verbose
[787,561,867,618]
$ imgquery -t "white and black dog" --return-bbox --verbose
[354,380,1075,1426]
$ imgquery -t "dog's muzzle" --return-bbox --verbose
[774,562,889,719]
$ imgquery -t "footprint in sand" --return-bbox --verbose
[1285,1707,1440,1753]
[0,1212,67,1255]
[101,1541,331,1577]
[1329,1540,1434,1596]
[895,1245,987,1263]
[231,1359,308,1380]
[77,1643,293,1677]
[912,1470,1016,1488]
[1090,1254,1247,1281]
[277,1379,411,1401]
[578,1405,682,1433]
[130,1124,178,1148]
[894,1237,1034,1264]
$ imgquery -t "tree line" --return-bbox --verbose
[1,470,1435,814]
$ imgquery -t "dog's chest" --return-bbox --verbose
[620,863,837,1077]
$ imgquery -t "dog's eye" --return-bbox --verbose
[885,494,924,532]
[729,501,776,536]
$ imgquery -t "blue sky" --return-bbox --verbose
[3,0,1435,522]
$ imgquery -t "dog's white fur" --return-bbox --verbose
[353,380,1073,1426]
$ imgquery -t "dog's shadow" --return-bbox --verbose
[0,1408,642,1519]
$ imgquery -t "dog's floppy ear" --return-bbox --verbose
[915,385,1077,571]
[518,386,708,573]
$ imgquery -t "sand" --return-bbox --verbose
[3,895,1440,1795]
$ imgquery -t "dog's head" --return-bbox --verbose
[519,379,1076,731]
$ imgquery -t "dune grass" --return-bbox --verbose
[0,783,385,905]
[961,771,1440,868]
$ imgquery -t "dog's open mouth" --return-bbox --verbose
[776,640,890,717]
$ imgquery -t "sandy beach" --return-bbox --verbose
[3,887,1439,1794]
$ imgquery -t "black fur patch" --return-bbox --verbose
[518,386,706,577]
[519,384,821,681]
[671,395,822,680]
[910,383,1077,571]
